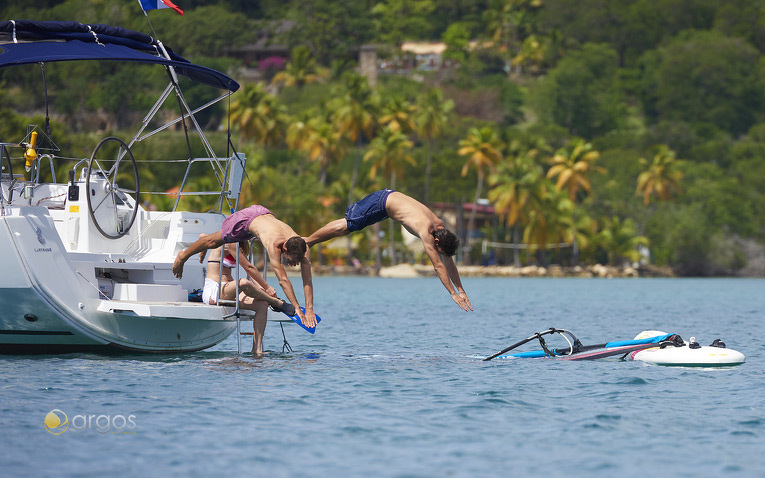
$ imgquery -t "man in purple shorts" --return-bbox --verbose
[173,205,317,328]
[305,190,472,312]
[221,204,272,243]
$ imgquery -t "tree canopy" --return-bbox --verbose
[2,0,764,275]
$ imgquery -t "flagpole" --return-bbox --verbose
[137,0,161,41]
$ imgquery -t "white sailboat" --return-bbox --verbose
[0,20,254,353]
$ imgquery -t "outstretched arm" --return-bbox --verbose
[424,243,472,312]
[173,231,223,279]
[268,249,305,320]
[442,255,473,311]
[299,251,316,327]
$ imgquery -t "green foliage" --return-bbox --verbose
[528,43,626,139]
[682,161,758,237]
[637,30,765,135]
[658,204,721,276]
[372,0,436,46]
[272,45,327,89]
[442,22,472,62]
[148,5,256,57]
[282,1,376,65]
[376,75,428,103]
[278,82,336,116]
[729,124,765,238]
[0,98,29,144]
[3,0,765,274]
[539,0,719,67]
[460,48,507,76]
[594,215,649,266]
[585,145,643,221]
[712,0,765,53]
[474,75,525,125]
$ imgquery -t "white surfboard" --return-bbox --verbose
[629,331,745,366]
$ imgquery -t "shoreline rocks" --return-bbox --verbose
[304,263,676,278]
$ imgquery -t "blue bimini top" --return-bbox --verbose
[0,20,239,92]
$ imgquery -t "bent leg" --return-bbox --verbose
[304,218,350,247]
[225,278,284,311]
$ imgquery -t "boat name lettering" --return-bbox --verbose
[34,247,53,252]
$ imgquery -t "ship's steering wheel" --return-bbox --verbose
[86,137,140,239]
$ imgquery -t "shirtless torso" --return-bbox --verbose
[172,206,315,328]
[384,192,471,311]
[303,190,472,312]
[384,191,443,241]
[247,214,316,327]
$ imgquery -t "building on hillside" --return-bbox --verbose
[428,200,496,241]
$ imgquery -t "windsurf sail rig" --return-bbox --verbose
[483,328,681,361]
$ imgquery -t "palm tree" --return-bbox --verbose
[546,138,604,264]
[364,127,415,264]
[302,116,347,186]
[522,188,574,266]
[636,145,683,205]
[271,45,327,89]
[569,208,597,264]
[483,0,541,75]
[365,128,415,184]
[379,96,416,135]
[229,82,286,166]
[458,126,503,263]
[512,34,547,75]
[546,138,604,202]
[237,150,275,207]
[488,148,545,266]
[414,88,454,204]
[332,72,380,207]
[484,0,517,51]
[595,216,650,266]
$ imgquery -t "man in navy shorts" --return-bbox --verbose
[305,190,472,312]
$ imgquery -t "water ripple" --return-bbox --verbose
[2,277,764,476]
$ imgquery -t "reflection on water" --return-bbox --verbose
[203,352,322,372]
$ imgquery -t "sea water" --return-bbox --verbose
[1,277,763,477]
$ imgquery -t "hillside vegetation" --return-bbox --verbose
[1,0,764,275]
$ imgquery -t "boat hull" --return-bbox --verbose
[0,287,239,354]
[0,208,241,354]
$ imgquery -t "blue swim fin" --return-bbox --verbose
[281,307,321,334]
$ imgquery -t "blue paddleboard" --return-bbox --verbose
[281,307,321,334]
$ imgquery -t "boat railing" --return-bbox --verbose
[1,148,243,204]
[122,63,243,216]
[33,153,56,184]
